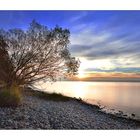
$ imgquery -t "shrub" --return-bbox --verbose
[0,84,22,107]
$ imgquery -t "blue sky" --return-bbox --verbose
[0,11,140,77]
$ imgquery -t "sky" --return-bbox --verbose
[0,11,140,80]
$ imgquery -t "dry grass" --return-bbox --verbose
[32,90,72,102]
[0,84,22,107]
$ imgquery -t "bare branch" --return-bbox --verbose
[0,20,80,87]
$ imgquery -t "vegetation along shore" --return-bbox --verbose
[0,87,140,129]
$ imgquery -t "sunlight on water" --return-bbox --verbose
[35,81,140,119]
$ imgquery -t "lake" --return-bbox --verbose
[35,81,140,119]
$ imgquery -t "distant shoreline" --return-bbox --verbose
[56,80,140,82]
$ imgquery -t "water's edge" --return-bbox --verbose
[31,86,140,122]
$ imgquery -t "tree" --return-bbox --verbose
[0,37,13,86]
[0,20,80,88]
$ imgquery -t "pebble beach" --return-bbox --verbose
[0,90,140,129]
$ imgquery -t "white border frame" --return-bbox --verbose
[0,0,140,10]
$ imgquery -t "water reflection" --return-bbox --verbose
[35,81,140,119]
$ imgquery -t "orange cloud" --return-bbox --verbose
[72,72,140,81]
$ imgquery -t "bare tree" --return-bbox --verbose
[0,20,80,88]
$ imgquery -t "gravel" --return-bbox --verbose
[0,95,140,129]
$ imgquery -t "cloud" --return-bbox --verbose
[70,26,140,59]
[70,23,140,73]
[69,11,88,23]
[70,28,110,46]
[85,67,140,73]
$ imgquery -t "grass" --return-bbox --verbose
[0,84,22,107]
[25,87,100,110]
[31,90,72,102]
[0,84,101,110]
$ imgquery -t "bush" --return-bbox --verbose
[0,84,22,107]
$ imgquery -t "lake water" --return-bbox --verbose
[35,81,140,119]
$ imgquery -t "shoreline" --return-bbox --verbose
[0,88,140,129]
[64,80,140,83]
[30,87,140,122]
[26,88,140,128]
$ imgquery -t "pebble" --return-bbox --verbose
[0,95,139,129]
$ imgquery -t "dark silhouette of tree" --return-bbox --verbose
[0,37,14,86]
[0,20,80,88]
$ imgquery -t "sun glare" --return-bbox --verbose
[78,57,116,73]
[77,71,86,79]
[76,57,117,79]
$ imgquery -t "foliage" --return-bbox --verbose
[0,84,22,107]
[0,20,80,87]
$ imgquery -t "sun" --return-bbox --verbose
[77,71,86,79]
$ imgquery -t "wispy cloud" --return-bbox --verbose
[69,11,88,23]
[0,11,139,76]
[70,23,140,73]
